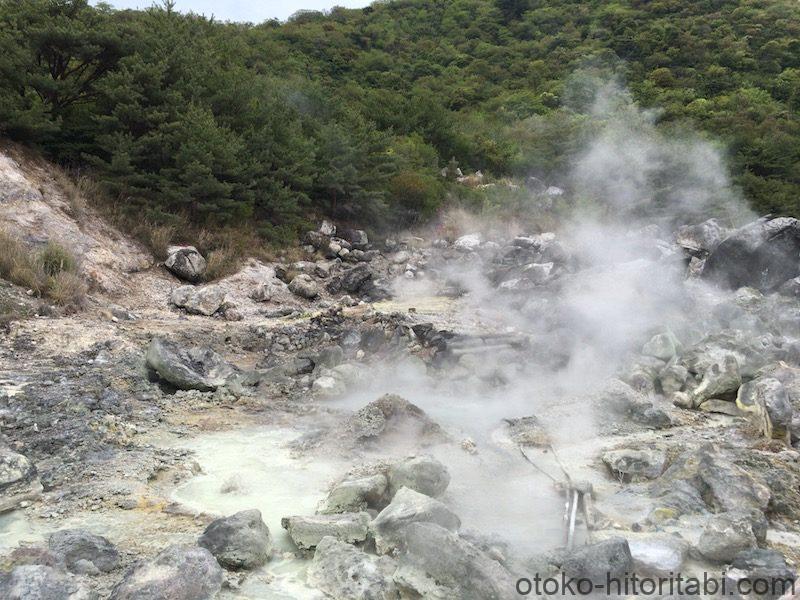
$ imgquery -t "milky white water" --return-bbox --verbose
[0,505,198,553]
[0,510,39,550]
[165,417,570,583]
[170,429,347,551]
[169,428,345,598]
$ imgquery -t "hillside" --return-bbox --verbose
[2,127,800,598]
[3,2,800,597]
[0,0,798,245]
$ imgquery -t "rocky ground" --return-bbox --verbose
[1,147,800,599]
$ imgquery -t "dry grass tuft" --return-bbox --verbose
[0,230,48,293]
[53,168,103,225]
[0,230,86,309]
[142,224,175,260]
[203,246,238,281]
[193,227,271,282]
[47,271,88,311]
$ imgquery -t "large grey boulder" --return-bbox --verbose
[311,374,346,397]
[0,447,42,513]
[170,285,226,316]
[659,363,689,395]
[281,512,370,551]
[145,338,235,392]
[521,261,554,284]
[343,229,369,249]
[725,549,796,600]
[642,332,682,361]
[0,565,97,600]
[394,522,516,600]
[697,511,760,562]
[48,529,119,574]
[649,446,770,520]
[165,246,206,283]
[560,538,634,582]
[308,345,344,370]
[598,379,672,429]
[372,487,460,555]
[388,455,450,499]
[692,354,741,405]
[109,545,223,600]
[699,399,745,416]
[682,330,779,380]
[250,280,285,302]
[391,250,411,264]
[302,231,328,250]
[307,536,398,600]
[602,448,666,482]
[288,274,318,299]
[453,234,482,252]
[779,277,800,298]
[319,220,336,236]
[197,509,272,570]
[736,377,794,441]
[503,415,551,448]
[318,473,389,514]
[676,218,728,257]
[326,263,373,295]
[350,394,446,442]
[703,217,800,291]
[339,263,372,293]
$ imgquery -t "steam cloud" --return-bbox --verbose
[332,77,755,554]
[571,79,752,227]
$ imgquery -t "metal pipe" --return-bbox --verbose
[562,490,571,547]
[566,489,579,550]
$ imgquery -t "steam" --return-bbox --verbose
[333,77,755,554]
[571,80,752,227]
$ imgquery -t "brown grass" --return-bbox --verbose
[0,230,48,294]
[0,230,86,309]
[51,168,291,281]
[47,271,88,311]
[142,224,175,260]
[203,247,237,281]
[53,168,104,226]
[192,227,273,282]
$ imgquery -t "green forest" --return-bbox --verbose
[0,0,798,242]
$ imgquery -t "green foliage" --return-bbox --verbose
[389,171,445,223]
[0,0,124,147]
[38,241,78,276]
[0,0,799,234]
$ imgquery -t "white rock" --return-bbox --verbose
[281,513,371,551]
[453,234,482,252]
[313,376,345,397]
[391,251,411,264]
[628,538,687,575]
[319,220,336,236]
[522,262,554,283]
[170,285,227,316]
[165,246,207,282]
[371,487,460,555]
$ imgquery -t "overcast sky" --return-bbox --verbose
[99,1,373,23]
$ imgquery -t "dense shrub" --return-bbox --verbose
[0,0,797,236]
